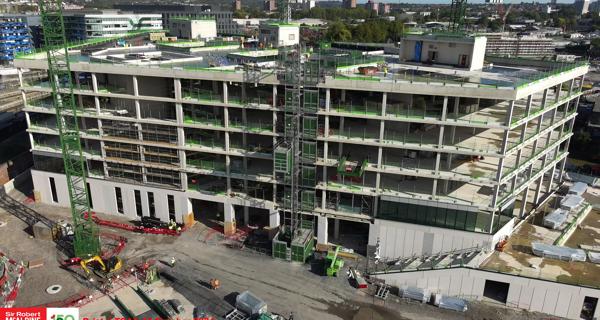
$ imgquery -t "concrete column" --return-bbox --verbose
[333,218,340,240]
[269,209,280,228]
[533,159,546,204]
[224,202,236,236]
[317,215,328,245]
[546,161,557,193]
[432,97,448,197]
[132,76,139,97]
[91,73,98,93]
[74,72,83,107]
[519,187,529,218]
[541,89,549,110]
[558,157,567,183]
[222,82,228,104]
[568,78,575,96]
[272,85,277,108]
[174,78,182,100]
[381,92,387,116]
[181,198,194,226]
[525,95,533,118]
[325,88,331,112]
[554,83,561,103]
[321,190,327,210]
[243,206,250,226]
[505,101,515,125]
[341,89,346,102]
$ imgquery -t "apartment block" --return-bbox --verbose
[15,33,587,259]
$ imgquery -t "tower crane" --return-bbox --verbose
[38,0,100,258]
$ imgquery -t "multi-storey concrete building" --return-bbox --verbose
[15,32,587,262]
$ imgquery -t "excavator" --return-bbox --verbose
[80,255,123,276]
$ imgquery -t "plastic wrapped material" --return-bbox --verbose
[588,252,600,264]
[531,242,586,262]
[434,294,468,312]
[236,291,267,316]
[401,286,430,303]
[543,209,568,230]
[560,195,584,211]
[568,182,588,196]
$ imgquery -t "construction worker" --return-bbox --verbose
[170,257,176,267]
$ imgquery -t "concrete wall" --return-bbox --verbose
[369,218,499,258]
[31,170,191,223]
[400,37,485,71]
[374,267,600,320]
[169,20,217,40]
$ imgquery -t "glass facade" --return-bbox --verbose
[378,200,514,234]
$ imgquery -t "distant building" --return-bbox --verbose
[485,0,503,3]
[343,0,356,9]
[366,0,379,15]
[113,4,238,36]
[484,33,555,58]
[574,0,590,15]
[379,3,391,15]
[265,0,277,12]
[62,11,162,41]
[0,16,33,64]
[169,18,217,40]
[233,0,242,11]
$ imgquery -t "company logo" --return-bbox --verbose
[46,309,78,320]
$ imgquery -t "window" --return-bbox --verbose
[289,34,295,40]
[135,190,142,217]
[115,187,123,214]
[86,183,93,209]
[49,177,58,203]
[148,192,155,218]
[168,195,175,221]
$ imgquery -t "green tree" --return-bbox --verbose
[325,22,352,42]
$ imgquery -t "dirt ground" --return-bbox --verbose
[0,186,556,320]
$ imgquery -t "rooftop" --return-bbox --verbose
[14,32,589,93]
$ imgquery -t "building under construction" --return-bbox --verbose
[15,30,588,260]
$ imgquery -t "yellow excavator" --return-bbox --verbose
[80,256,123,275]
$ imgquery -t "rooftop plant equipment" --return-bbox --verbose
[38,0,100,257]
[337,157,368,178]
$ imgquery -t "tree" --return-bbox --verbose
[325,22,352,42]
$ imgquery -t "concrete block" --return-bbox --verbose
[32,221,52,241]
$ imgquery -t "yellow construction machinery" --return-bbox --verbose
[80,256,123,275]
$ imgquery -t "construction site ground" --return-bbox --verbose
[1,182,558,320]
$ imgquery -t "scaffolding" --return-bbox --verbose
[270,45,322,262]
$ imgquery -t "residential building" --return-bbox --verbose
[484,33,555,58]
[265,0,277,12]
[0,17,32,64]
[343,0,356,9]
[366,0,379,15]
